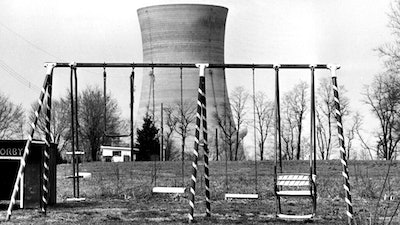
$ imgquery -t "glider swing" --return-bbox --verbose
[101,66,135,162]
[273,64,317,220]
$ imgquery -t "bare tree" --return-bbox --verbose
[362,73,400,160]
[0,92,24,139]
[373,0,400,160]
[79,86,122,161]
[289,82,308,160]
[345,112,362,160]
[172,100,196,161]
[230,86,249,160]
[316,77,349,160]
[163,105,177,160]
[377,0,400,72]
[254,91,274,160]
[355,115,375,160]
[281,96,296,160]
[214,104,236,161]
[280,82,308,160]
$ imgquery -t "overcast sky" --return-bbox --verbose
[0,0,394,157]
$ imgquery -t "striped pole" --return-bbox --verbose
[329,65,354,224]
[201,69,211,217]
[188,64,208,223]
[41,64,54,214]
[6,63,55,221]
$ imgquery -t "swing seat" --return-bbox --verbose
[275,173,317,220]
[152,187,186,194]
[277,213,314,220]
[65,197,86,202]
[66,151,85,155]
[275,173,316,197]
[224,193,259,200]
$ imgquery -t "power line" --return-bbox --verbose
[0,22,60,60]
[0,59,41,92]
[0,21,98,84]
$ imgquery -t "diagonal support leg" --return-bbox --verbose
[6,63,55,221]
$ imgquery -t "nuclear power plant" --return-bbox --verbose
[136,4,238,159]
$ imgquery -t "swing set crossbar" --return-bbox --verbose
[46,62,335,70]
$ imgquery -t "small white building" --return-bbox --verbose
[100,146,139,162]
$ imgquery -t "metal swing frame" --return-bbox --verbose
[5,62,353,225]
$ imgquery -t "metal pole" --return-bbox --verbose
[329,65,353,225]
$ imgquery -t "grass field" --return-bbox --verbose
[1,160,400,224]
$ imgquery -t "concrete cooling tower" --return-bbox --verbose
[137,4,238,159]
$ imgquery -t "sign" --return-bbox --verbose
[0,140,28,158]
[0,147,24,157]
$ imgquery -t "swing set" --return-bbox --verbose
[4,62,353,225]
[151,67,187,195]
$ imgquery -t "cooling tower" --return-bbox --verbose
[137,4,237,159]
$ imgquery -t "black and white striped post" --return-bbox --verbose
[201,68,211,217]
[188,63,209,223]
[329,65,354,224]
[41,64,54,214]
[6,63,55,220]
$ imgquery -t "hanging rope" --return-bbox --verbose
[146,67,155,117]
[223,68,228,192]
[180,66,185,186]
[103,66,131,138]
[70,65,77,197]
[73,67,80,196]
[103,65,107,139]
[274,64,282,174]
[130,65,135,161]
[252,66,258,193]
